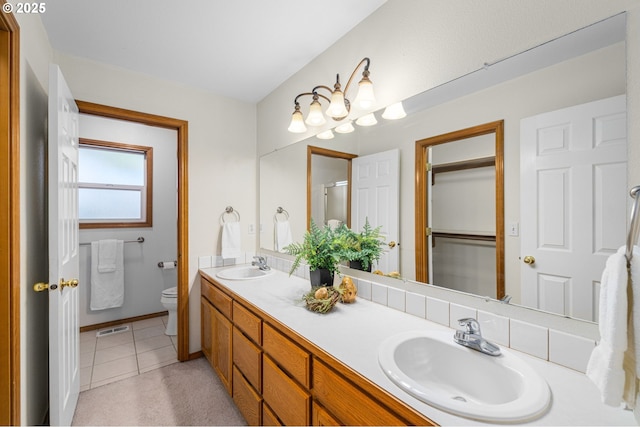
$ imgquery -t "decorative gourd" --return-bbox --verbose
[339,276,357,303]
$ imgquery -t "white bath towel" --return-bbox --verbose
[97,239,118,272]
[586,245,639,407]
[90,240,124,310]
[221,221,241,259]
[275,220,293,252]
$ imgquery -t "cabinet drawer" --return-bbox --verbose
[263,355,310,426]
[233,366,262,426]
[201,278,232,319]
[262,402,282,426]
[263,323,310,387]
[232,326,262,392]
[313,359,414,426]
[233,301,262,344]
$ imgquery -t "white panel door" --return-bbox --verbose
[48,64,80,425]
[351,149,400,272]
[520,95,627,321]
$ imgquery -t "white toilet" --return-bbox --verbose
[161,286,178,336]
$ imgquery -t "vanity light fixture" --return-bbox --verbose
[355,112,378,127]
[316,130,334,140]
[288,57,375,133]
[382,102,407,120]
[334,121,355,134]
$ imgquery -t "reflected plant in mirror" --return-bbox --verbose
[333,219,385,273]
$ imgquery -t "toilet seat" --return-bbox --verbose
[162,286,177,298]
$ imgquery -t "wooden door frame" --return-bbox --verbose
[415,120,505,299]
[306,145,357,229]
[1,4,20,425]
[75,101,190,361]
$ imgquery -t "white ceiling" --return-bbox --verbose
[40,0,387,103]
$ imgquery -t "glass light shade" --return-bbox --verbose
[305,100,326,126]
[382,102,407,120]
[353,77,376,110]
[335,121,355,134]
[316,130,334,140]
[287,110,307,133]
[326,89,349,119]
[355,113,377,126]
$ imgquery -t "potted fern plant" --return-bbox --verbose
[344,218,385,272]
[284,219,341,287]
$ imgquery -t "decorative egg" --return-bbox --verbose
[314,287,329,299]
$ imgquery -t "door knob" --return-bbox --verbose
[523,256,536,265]
[33,282,49,292]
[60,278,79,290]
[388,241,398,249]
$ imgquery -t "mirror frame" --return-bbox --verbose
[415,120,505,298]
[306,145,358,229]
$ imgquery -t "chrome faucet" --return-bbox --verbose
[453,318,501,356]
[251,256,270,271]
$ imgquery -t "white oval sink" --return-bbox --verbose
[378,330,550,423]
[216,266,275,280]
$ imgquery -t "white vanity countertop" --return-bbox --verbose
[199,266,635,426]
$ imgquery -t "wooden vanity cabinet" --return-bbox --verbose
[200,274,436,426]
[201,279,232,395]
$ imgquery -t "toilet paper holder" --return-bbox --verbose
[158,261,177,268]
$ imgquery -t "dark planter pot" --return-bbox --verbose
[309,268,334,287]
[349,260,372,272]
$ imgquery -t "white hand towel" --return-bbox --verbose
[221,221,241,259]
[275,220,293,252]
[586,245,629,406]
[90,240,124,311]
[97,239,118,272]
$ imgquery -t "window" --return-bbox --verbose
[79,139,153,228]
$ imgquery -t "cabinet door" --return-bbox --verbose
[213,307,232,395]
[312,402,342,426]
[201,298,214,367]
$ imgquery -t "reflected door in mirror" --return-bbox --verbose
[520,95,627,322]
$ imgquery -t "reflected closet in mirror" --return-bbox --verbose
[415,120,505,299]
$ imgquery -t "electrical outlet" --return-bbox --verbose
[248,224,255,234]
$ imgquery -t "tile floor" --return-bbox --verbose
[79,316,178,391]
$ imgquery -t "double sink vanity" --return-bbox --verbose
[199,264,634,426]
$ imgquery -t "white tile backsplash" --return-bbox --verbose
[198,255,212,269]
[426,297,450,326]
[478,310,510,346]
[549,329,596,373]
[387,287,406,312]
[355,279,372,300]
[406,292,426,318]
[510,319,549,360]
[242,254,599,372]
[449,303,477,328]
[371,283,388,305]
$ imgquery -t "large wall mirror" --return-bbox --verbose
[258,13,627,326]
